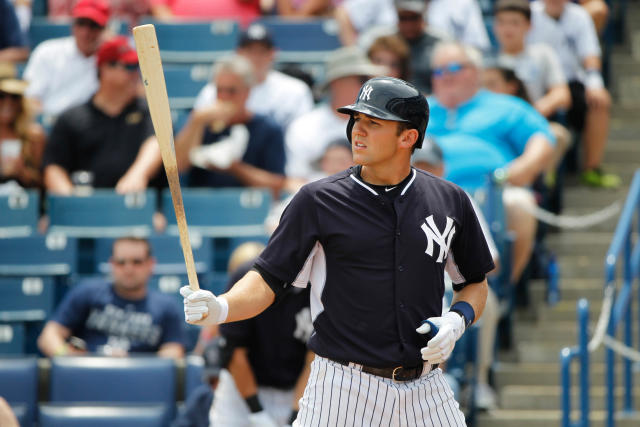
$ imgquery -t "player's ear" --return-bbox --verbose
[399,128,419,150]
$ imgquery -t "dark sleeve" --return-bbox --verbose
[172,384,213,427]
[447,188,495,291]
[51,283,93,331]
[258,121,286,175]
[218,259,256,348]
[158,296,186,346]
[254,186,320,294]
[0,0,26,48]
[42,112,76,170]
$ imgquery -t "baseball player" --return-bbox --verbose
[182,77,494,426]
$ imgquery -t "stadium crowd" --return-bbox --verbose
[0,0,620,425]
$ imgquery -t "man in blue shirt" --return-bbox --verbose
[427,40,554,285]
[37,237,185,358]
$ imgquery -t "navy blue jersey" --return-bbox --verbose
[220,260,311,389]
[255,166,494,368]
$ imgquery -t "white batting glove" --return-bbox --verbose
[248,410,280,427]
[416,311,465,364]
[180,286,228,326]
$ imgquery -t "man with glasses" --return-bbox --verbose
[43,36,163,195]
[38,236,185,358]
[24,0,110,117]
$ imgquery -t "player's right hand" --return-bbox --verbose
[247,410,280,427]
[180,286,228,326]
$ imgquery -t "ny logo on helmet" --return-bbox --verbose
[421,215,455,263]
[360,84,373,101]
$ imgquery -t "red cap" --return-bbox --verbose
[96,36,138,67]
[72,0,110,27]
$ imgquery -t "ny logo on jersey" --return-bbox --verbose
[360,84,373,101]
[293,307,313,343]
[421,215,455,263]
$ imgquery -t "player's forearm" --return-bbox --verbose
[450,278,489,327]
[534,85,571,118]
[229,348,260,398]
[222,270,276,323]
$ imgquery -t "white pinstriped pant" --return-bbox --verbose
[293,356,466,427]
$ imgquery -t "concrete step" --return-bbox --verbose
[516,342,607,363]
[493,362,640,389]
[500,385,640,411]
[475,409,640,427]
[602,143,640,164]
[554,255,606,279]
[546,232,613,257]
[562,186,628,210]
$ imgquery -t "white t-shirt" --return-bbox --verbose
[342,0,397,32]
[498,44,567,102]
[23,36,98,117]
[527,0,601,84]
[194,69,314,131]
[428,0,490,52]
[285,104,349,179]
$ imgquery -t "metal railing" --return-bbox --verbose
[560,170,640,427]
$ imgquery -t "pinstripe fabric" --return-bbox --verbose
[293,357,466,427]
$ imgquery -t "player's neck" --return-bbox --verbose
[360,162,412,186]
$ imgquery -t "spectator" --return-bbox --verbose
[48,0,151,27]
[23,0,110,117]
[199,243,313,426]
[0,64,46,188]
[37,236,185,358]
[194,23,314,132]
[427,0,490,52]
[393,0,445,94]
[0,0,29,63]
[367,33,410,81]
[335,0,397,46]
[427,41,555,285]
[42,36,162,195]
[412,137,502,410]
[173,338,223,427]
[285,46,384,179]
[528,0,619,188]
[579,0,608,35]
[150,0,264,27]
[275,0,334,17]
[176,54,286,194]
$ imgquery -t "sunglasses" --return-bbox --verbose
[398,13,422,22]
[432,62,469,78]
[112,257,148,266]
[109,62,139,72]
[74,18,104,30]
[0,92,21,101]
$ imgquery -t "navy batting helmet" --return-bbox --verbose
[337,77,429,148]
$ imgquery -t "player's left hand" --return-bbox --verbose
[247,410,280,427]
[416,311,465,364]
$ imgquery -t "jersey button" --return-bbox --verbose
[398,265,404,272]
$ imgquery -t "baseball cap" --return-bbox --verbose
[202,338,223,379]
[96,36,138,67]
[72,0,110,27]
[412,136,443,166]
[395,0,428,13]
[237,23,274,49]
[322,46,387,90]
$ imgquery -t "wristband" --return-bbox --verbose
[585,69,604,89]
[449,301,475,329]
[217,296,229,323]
[245,394,263,413]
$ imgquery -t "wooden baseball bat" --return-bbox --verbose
[133,24,200,291]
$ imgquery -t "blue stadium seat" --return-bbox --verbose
[0,357,38,425]
[39,404,166,427]
[0,277,56,322]
[28,18,127,49]
[0,323,26,354]
[47,190,157,238]
[184,355,205,399]
[92,234,213,276]
[145,20,240,63]
[0,189,39,238]
[50,357,176,421]
[164,64,211,109]
[162,188,272,238]
[257,18,340,63]
[0,235,78,276]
